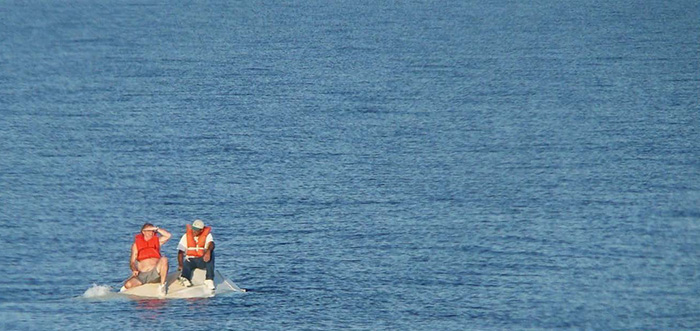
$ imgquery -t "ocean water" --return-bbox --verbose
[1,0,698,330]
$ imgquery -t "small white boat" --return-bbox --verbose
[120,269,244,299]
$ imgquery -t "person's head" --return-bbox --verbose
[141,223,156,237]
[192,219,205,235]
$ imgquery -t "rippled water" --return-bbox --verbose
[1,0,698,330]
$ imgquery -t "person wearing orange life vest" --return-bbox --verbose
[122,223,172,296]
[177,219,216,290]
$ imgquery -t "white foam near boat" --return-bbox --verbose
[120,269,244,299]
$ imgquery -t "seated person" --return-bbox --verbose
[123,223,171,297]
[177,219,215,291]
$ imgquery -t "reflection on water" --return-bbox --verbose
[183,297,214,313]
[134,298,168,320]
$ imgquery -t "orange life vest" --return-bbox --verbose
[186,225,211,257]
[134,233,161,261]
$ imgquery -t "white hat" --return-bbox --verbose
[192,219,205,229]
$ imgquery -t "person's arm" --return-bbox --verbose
[130,243,139,276]
[203,239,215,262]
[142,225,171,245]
[177,235,187,270]
[155,227,171,245]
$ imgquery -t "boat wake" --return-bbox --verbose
[81,284,121,299]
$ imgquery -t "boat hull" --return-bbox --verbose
[120,269,242,299]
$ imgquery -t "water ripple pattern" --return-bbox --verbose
[0,0,698,330]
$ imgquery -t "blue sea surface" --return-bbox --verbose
[1,0,698,330]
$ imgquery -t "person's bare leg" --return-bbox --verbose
[124,276,142,289]
[158,257,169,285]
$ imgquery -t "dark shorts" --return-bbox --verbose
[137,268,160,284]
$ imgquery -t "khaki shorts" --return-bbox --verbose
[137,268,160,284]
